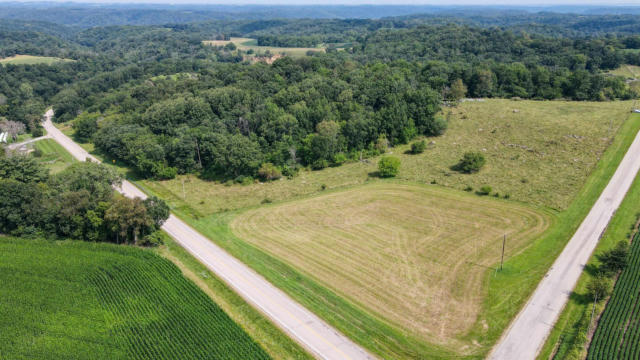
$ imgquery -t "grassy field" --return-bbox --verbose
[34,138,76,173]
[0,54,73,65]
[231,183,552,350]
[0,237,270,360]
[203,37,325,58]
[142,99,634,215]
[135,107,640,358]
[608,64,640,79]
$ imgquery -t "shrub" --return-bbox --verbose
[31,127,44,137]
[332,153,347,166]
[258,162,282,181]
[311,159,329,170]
[261,198,272,204]
[241,176,254,186]
[598,241,629,275]
[32,148,43,158]
[320,184,327,191]
[378,156,400,178]
[139,231,164,247]
[587,275,611,302]
[152,165,177,180]
[410,140,427,154]
[282,164,298,179]
[477,185,492,195]
[454,152,486,173]
[375,135,389,154]
[464,186,473,192]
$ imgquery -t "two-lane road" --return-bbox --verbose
[42,109,373,360]
[490,118,640,359]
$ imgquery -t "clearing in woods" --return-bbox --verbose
[0,54,74,65]
[230,183,553,350]
[203,37,325,58]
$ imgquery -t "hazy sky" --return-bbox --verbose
[2,0,639,5]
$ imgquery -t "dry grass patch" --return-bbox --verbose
[203,37,324,58]
[230,183,552,350]
[0,54,73,65]
[142,99,633,215]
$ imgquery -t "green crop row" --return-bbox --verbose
[0,237,270,360]
[588,232,640,359]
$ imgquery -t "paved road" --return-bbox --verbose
[42,109,374,360]
[6,135,51,151]
[490,122,640,359]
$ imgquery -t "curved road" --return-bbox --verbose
[42,110,374,360]
[490,119,640,359]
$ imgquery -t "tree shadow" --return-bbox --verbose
[569,290,592,305]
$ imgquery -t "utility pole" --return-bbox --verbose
[500,234,506,271]
[587,293,598,338]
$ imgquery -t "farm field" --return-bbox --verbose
[608,64,640,79]
[0,54,73,65]
[34,138,76,173]
[0,237,271,360]
[231,183,553,350]
[142,99,634,215]
[203,37,325,58]
[588,232,640,360]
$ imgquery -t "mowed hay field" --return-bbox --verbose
[0,54,73,65]
[34,138,77,173]
[0,237,270,360]
[231,183,552,350]
[142,99,634,215]
[203,37,325,58]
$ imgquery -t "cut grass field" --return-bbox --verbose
[143,99,634,215]
[0,237,270,360]
[203,37,325,58]
[231,183,553,350]
[136,104,640,358]
[0,54,73,65]
[34,138,76,173]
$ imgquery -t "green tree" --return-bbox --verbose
[454,152,486,173]
[378,156,400,178]
[587,275,611,302]
[105,197,153,245]
[72,112,100,143]
[142,196,170,228]
[0,156,49,183]
[598,241,629,275]
[448,78,467,102]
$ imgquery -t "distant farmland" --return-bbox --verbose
[203,37,325,58]
[0,54,73,65]
[0,237,270,360]
[231,183,552,352]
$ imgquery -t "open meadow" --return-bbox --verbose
[232,183,552,349]
[142,99,634,215]
[34,138,76,173]
[0,237,270,360]
[0,55,73,65]
[203,37,325,58]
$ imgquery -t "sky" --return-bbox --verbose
[1,0,639,4]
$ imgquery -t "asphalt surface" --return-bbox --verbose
[489,122,640,359]
[42,109,374,360]
[6,135,51,151]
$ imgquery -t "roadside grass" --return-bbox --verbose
[142,99,633,215]
[34,138,76,173]
[0,54,74,65]
[153,234,313,360]
[136,110,640,359]
[539,115,640,359]
[203,37,325,58]
[230,183,553,352]
[0,237,271,360]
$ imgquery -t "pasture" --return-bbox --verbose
[0,54,73,65]
[231,183,552,349]
[142,99,634,215]
[0,237,270,360]
[608,64,640,79]
[203,37,325,58]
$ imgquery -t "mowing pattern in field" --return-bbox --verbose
[34,138,76,173]
[231,183,551,347]
[588,232,640,360]
[0,237,270,360]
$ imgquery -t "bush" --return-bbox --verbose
[598,241,629,275]
[140,231,164,247]
[378,156,400,178]
[464,186,473,192]
[152,164,177,180]
[258,162,282,181]
[311,159,329,170]
[410,140,426,154]
[332,153,347,166]
[320,184,327,191]
[587,275,611,302]
[32,148,43,158]
[31,127,44,138]
[477,185,492,195]
[261,198,272,204]
[454,152,486,173]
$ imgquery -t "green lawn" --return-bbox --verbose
[34,138,76,173]
[203,37,325,58]
[0,237,271,360]
[0,55,74,65]
[136,110,640,359]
